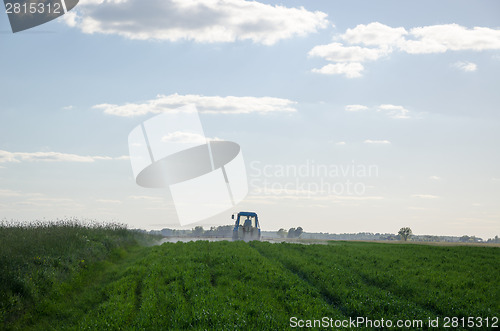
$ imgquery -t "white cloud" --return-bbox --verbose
[363,139,391,144]
[94,93,297,117]
[344,104,413,119]
[0,150,18,163]
[62,105,74,110]
[335,141,346,146]
[0,150,127,163]
[403,24,500,54]
[341,22,408,47]
[0,189,23,197]
[412,194,439,199]
[342,23,500,54]
[453,61,477,72]
[64,0,328,45]
[377,104,410,119]
[62,10,78,27]
[311,62,364,78]
[429,176,442,181]
[310,22,500,77]
[345,104,368,112]
[308,42,388,62]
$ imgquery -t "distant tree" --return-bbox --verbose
[215,225,233,237]
[192,226,204,237]
[294,227,304,238]
[398,227,412,241]
[487,235,499,243]
[287,228,296,238]
[459,235,471,243]
[277,228,287,238]
[460,236,482,243]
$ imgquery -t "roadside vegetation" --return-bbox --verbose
[2,223,498,330]
[0,219,157,327]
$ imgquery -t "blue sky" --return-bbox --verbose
[1,0,499,238]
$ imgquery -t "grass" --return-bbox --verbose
[1,224,499,330]
[251,241,499,322]
[0,219,156,328]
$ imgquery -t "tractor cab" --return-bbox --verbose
[232,212,261,241]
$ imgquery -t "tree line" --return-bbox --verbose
[141,226,497,243]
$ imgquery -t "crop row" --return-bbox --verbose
[250,241,499,321]
[9,239,499,330]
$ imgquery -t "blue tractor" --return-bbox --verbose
[232,212,261,241]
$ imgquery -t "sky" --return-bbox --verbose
[1,0,499,239]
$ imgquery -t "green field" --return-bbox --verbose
[1,224,499,330]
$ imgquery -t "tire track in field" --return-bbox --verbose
[134,278,143,311]
[283,243,443,318]
[354,272,444,317]
[251,242,438,322]
[249,242,350,317]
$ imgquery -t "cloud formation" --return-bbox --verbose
[94,93,297,117]
[310,22,500,77]
[342,22,407,47]
[63,0,328,45]
[0,150,128,163]
[0,189,26,197]
[345,104,411,119]
[312,62,364,78]
[363,139,391,144]
[309,42,388,62]
[403,24,500,53]
[377,104,410,119]
[345,104,368,112]
[453,61,477,72]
